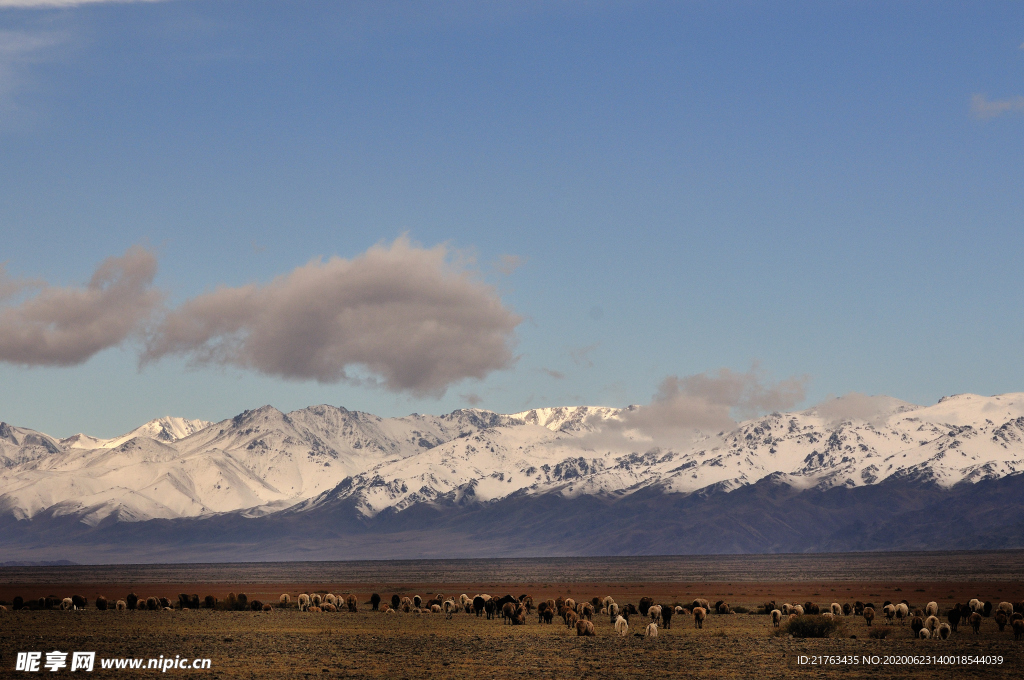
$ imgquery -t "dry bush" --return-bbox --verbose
[779,615,845,639]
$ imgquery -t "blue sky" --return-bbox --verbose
[1,0,1022,438]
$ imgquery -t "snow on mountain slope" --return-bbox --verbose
[511,406,621,432]
[0,422,63,469]
[60,417,211,450]
[2,393,1024,523]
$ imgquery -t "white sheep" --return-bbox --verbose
[115,600,126,611]
[645,622,658,638]
[460,594,471,608]
[919,628,931,639]
[969,598,982,613]
[648,605,662,624]
[280,594,291,608]
[793,605,804,616]
[998,602,1014,616]
[60,598,73,611]
[883,604,896,624]
[608,603,619,619]
[822,612,834,620]
[298,594,311,611]
[895,603,909,624]
[603,596,615,609]
[781,603,792,615]
[615,615,629,636]
[925,601,938,617]
[830,603,842,616]
[771,609,782,628]
[311,594,323,607]
[924,615,939,633]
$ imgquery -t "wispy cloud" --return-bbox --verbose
[571,366,809,453]
[810,392,916,427]
[611,367,809,434]
[143,236,522,396]
[0,0,166,8]
[0,28,64,106]
[569,342,598,368]
[495,254,524,275]
[540,367,566,380]
[0,246,162,366]
[971,93,1024,120]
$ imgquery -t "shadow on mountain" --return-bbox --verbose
[2,473,1023,563]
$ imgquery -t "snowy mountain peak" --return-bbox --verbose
[510,405,621,432]
[4,392,1024,524]
[61,416,211,450]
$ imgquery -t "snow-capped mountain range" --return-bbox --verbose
[2,392,1023,528]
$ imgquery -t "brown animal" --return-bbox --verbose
[995,611,1008,631]
[576,619,595,636]
[693,606,706,629]
[1013,619,1024,641]
[910,616,924,638]
[970,612,982,634]
[864,607,875,626]
[346,594,358,612]
[565,610,579,628]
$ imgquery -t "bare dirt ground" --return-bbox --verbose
[2,602,1022,679]
[1,552,1023,678]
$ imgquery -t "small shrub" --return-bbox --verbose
[732,605,750,614]
[868,628,890,639]
[781,615,845,639]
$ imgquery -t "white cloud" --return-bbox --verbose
[0,29,63,104]
[611,367,809,434]
[143,237,522,396]
[971,93,1024,120]
[0,246,162,366]
[0,0,166,7]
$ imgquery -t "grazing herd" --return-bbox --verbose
[4,589,1023,642]
[762,597,1024,641]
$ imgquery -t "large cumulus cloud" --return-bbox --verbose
[0,246,161,366]
[142,237,521,395]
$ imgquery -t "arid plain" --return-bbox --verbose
[2,553,1022,678]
